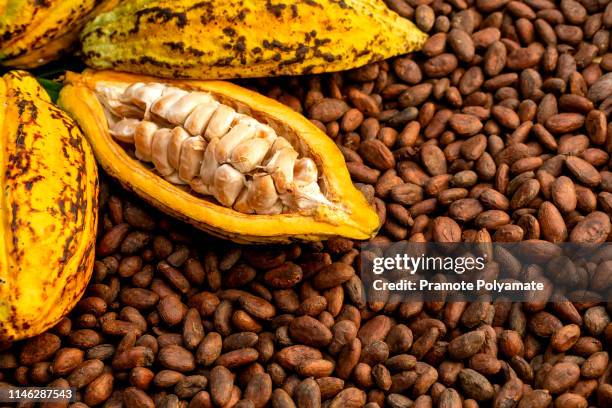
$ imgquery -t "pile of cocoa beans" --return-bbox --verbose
[2,0,612,407]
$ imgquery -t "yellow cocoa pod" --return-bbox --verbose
[59,70,380,243]
[0,71,99,342]
[0,0,120,68]
[80,0,427,79]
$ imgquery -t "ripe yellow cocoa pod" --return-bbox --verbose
[80,0,427,79]
[59,70,380,243]
[0,71,99,342]
[0,0,120,68]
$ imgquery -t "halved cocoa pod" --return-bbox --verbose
[59,70,379,243]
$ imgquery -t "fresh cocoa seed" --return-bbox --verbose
[458,368,495,401]
[422,33,447,57]
[415,5,436,32]
[565,156,602,187]
[423,54,459,78]
[296,359,335,378]
[448,331,486,359]
[312,263,355,290]
[545,113,586,133]
[123,387,154,408]
[272,388,296,408]
[244,373,273,408]
[215,347,259,368]
[289,316,333,347]
[67,359,105,389]
[449,113,483,135]
[492,105,520,129]
[551,325,581,352]
[551,176,577,213]
[538,201,567,243]
[112,346,155,370]
[124,203,156,230]
[329,388,365,408]
[158,345,195,372]
[20,333,61,365]
[308,99,349,122]
[518,389,552,408]
[51,348,84,376]
[238,294,276,320]
[210,366,234,406]
[120,288,160,310]
[448,29,476,62]
[433,216,462,242]
[182,308,205,350]
[293,377,320,408]
[158,295,187,326]
[154,370,184,388]
[130,366,154,389]
[570,211,611,243]
[84,372,114,406]
[358,140,396,170]
[542,362,581,394]
[484,41,507,76]
[98,223,131,256]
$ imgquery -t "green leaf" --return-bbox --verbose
[37,78,63,103]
